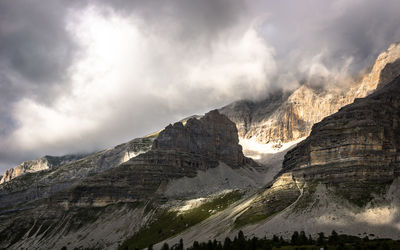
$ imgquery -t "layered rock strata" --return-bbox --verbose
[282,75,400,199]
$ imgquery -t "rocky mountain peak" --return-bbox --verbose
[153,110,245,168]
[354,42,400,96]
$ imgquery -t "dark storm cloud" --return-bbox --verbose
[0,0,79,84]
[95,0,246,38]
[0,0,245,103]
[258,0,400,75]
[0,0,83,149]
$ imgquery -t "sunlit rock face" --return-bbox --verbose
[282,75,400,199]
[220,42,400,145]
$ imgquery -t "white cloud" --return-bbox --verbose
[4,5,276,155]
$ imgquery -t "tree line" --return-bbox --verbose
[142,230,399,250]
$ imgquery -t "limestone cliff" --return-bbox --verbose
[220,42,400,144]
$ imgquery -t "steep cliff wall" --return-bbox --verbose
[281,75,400,200]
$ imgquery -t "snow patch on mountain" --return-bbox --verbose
[240,137,306,160]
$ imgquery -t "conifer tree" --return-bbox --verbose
[291,231,299,245]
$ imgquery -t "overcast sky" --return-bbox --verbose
[1,0,400,172]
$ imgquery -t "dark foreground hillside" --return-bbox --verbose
[127,230,400,250]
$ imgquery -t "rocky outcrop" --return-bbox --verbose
[153,110,246,168]
[282,75,400,200]
[59,110,256,207]
[220,42,400,145]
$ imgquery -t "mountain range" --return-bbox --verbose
[1,42,400,249]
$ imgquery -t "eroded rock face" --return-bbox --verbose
[282,75,400,199]
[220,43,400,144]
